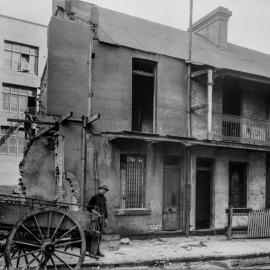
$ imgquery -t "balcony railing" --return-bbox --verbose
[212,113,270,146]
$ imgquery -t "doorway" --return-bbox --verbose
[229,162,247,208]
[196,158,213,229]
[162,156,183,231]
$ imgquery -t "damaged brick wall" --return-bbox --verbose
[19,133,81,206]
[20,135,56,200]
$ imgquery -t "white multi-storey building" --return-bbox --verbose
[0,14,47,190]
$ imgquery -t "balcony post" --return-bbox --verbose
[207,69,213,140]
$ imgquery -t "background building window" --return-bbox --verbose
[4,41,38,74]
[2,84,36,114]
[120,155,146,208]
[0,127,25,156]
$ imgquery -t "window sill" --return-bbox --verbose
[114,208,151,216]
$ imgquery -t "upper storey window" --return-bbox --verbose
[132,59,155,133]
[4,41,38,75]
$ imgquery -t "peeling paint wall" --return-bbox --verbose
[85,136,186,234]
[21,137,56,200]
[248,152,266,210]
[190,146,266,231]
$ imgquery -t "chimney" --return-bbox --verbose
[191,7,232,49]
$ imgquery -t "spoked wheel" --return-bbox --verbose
[5,208,86,270]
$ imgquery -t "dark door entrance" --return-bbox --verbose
[229,162,247,207]
[196,159,212,229]
[266,154,270,209]
[163,156,182,231]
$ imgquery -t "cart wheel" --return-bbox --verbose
[5,208,86,270]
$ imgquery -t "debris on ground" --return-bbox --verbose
[178,240,208,250]
[120,238,130,245]
[157,237,166,242]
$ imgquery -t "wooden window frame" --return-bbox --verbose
[4,40,39,75]
[1,84,36,114]
[0,126,25,156]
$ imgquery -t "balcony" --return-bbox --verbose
[212,113,270,146]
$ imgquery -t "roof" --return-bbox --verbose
[97,6,270,79]
[0,14,47,28]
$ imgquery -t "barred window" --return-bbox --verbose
[0,126,25,156]
[4,41,38,74]
[120,155,146,208]
[2,84,36,114]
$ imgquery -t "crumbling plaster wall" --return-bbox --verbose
[190,146,266,231]
[191,75,223,139]
[21,137,56,200]
[241,80,268,119]
[60,123,82,187]
[86,136,186,234]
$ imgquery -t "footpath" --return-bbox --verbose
[83,235,270,268]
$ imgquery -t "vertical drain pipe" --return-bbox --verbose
[185,0,193,237]
[81,116,87,209]
[187,0,193,138]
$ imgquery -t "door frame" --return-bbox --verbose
[162,155,183,231]
[228,161,248,208]
[195,158,214,230]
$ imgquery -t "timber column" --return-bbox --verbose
[207,69,214,140]
[185,146,193,236]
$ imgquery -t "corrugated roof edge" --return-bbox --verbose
[93,4,270,79]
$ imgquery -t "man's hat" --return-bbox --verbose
[98,184,109,191]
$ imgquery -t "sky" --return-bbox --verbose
[1,0,270,54]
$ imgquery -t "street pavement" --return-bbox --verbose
[95,257,270,269]
[1,235,270,269]
[85,235,270,268]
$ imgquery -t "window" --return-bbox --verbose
[120,155,146,208]
[4,41,38,74]
[132,59,155,133]
[2,84,36,114]
[0,127,25,156]
[229,162,247,207]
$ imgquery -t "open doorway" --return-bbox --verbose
[222,79,242,138]
[229,162,247,208]
[196,158,213,230]
[132,59,155,133]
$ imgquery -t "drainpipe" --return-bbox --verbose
[207,69,213,140]
[185,0,193,237]
[81,116,87,209]
[187,0,193,138]
[88,42,93,118]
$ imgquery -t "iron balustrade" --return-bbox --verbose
[212,113,270,146]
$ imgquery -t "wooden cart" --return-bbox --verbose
[0,194,101,270]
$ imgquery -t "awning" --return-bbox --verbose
[102,131,270,152]
[104,131,192,146]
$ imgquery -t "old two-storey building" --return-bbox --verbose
[0,15,47,190]
[39,0,270,235]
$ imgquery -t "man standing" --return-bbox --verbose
[87,184,109,257]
